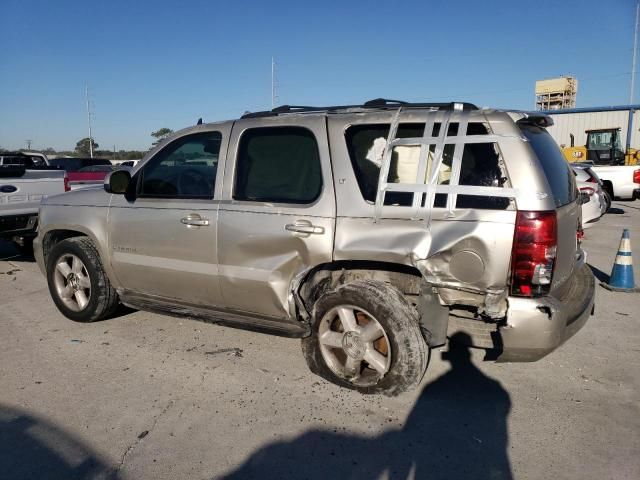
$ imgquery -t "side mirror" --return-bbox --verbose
[104,169,131,194]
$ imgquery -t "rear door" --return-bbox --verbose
[217,115,335,319]
[520,125,580,293]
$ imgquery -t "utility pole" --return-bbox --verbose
[271,57,278,109]
[631,1,639,104]
[85,83,94,158]
[25,139,32,150]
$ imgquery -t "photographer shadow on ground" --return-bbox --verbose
[222,332,513,480]
[0,403,119,480]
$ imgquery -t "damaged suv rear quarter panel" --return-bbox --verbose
[333,214,516,305]
[326,110,554,313]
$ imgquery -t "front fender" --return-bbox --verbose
[36,206,117,287]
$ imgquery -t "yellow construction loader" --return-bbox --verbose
[562,127,639,166]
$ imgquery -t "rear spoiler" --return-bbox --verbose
[516,112,554,128]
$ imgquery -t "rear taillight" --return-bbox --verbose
[510,211,558,297]
[64,173,70,192]
[633,169,640,184]
[579,186,595,196]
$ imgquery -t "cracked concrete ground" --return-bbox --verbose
[1,202,639,480]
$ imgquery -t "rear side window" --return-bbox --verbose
[234,127,322,204]
[521,125,577,207]
[345,122,508,209]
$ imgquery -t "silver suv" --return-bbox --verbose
[34,99,595,395]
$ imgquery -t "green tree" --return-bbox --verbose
[151,128,173,146]
[75,137,99,156]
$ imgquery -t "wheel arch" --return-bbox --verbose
[41,227,118,288]
[295,260,424,319]
[294,260,449,348]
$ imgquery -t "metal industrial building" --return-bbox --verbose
[542,105,640,150]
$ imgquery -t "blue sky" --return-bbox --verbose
[0,0,636,151]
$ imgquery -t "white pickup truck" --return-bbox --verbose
[0,162,67,251]
[590,165,640,201]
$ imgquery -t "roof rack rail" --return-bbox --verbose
[240,99,478,119]
[363,98,408,107]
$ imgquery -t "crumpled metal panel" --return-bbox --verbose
[334,211,515,315]
[217,114,336,319]
[217,210,335,318]
[326,108,566,317]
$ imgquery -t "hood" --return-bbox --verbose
[43,184,111,207]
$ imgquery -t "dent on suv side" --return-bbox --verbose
[34,100,595,396]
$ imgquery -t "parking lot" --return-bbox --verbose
[0,203,638,480]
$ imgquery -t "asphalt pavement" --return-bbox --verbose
[1,202,639,480]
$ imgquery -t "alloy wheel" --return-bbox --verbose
[52,254,92,312]
[318,305,391,387]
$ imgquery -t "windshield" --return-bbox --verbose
[587,130,622,151]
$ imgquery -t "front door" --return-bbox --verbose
[108,125,230,307]
[217,116,335,319]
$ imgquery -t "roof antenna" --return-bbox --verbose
[197,118,203,125]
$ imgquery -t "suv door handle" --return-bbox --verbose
[181,214,210,227]
[285,220,325,235]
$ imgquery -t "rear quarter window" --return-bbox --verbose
[345,122,509,210]
[520,125,577,207]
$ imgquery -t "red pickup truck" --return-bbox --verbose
[49,158,114,190]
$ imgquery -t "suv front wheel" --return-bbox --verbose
[46,237,119,322]
[302,280,429,396]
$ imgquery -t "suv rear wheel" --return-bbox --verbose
[302,280,429,396]
[46,237,119,322]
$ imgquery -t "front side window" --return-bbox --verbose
[139,131,221,199]
[234,127,322,204]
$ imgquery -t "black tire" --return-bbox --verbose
[302,280,429,396]
[603,190,612,213]
[603,182,614,201]
[46,237,119,322]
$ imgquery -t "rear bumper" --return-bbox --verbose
[497,263,595,362]
[634,188,640,200]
